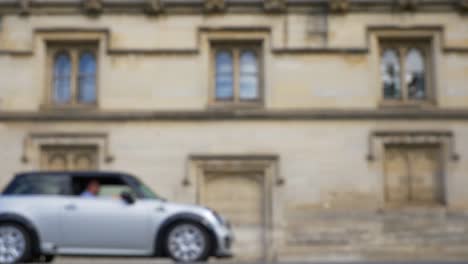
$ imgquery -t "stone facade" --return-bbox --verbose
[0,0,468,261]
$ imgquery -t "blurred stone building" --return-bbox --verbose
[1,0,468,261]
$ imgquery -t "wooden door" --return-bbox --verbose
[384,145,443,205]
[407,146,443,204]
[202,172,266,260]
[384,146,410,203]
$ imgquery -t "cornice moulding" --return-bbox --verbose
[0,0,462,14]
[264,0,287,13]
[329,0,349,13]
[83,0,103,14]
[144,0,164,14]
[459,0,468,11]
[18,0,30,15]
[204,0,225,13]
[397,0,420,11]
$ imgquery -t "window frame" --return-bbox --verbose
[210,42,264,108]
[46,43,98,109]
[40,144,99,171]
[378,38,434,107]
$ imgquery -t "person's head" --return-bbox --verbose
[86,180,100,195]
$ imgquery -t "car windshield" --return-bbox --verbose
[132,178,162,200]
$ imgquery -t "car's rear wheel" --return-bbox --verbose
[0,223,31,264]
[165,222,211,263]
[30,254,55,263]
[42,254,55,263]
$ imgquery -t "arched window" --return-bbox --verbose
[215,51,234,100]
[53,52,72,104]
[405,48,426,100]
[78,52,97,103]
[239,50,259,100]
[380,40,431,104]
[381,49,401,99]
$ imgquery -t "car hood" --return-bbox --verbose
[146,199,214,218]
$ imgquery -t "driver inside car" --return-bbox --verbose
[80,180,100,198]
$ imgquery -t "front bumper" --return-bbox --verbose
[213,225,234,258]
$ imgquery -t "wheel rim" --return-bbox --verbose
[0,226,26,264]
[167,224,206,262]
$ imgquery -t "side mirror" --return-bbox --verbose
[120,191,135,205]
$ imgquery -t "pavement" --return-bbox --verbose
[51,257,468,264]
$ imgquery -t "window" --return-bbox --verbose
[384,145,444,206]
[380,40,431,104]
[3,175,69,195]
[48,44,97,107]
[78,52,97,103]
[212,44,262,106]
[53,52,72,104]
[70,176,136,198]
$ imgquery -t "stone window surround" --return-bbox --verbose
[210,42,264,106]
[201,30,270,109]
[36,31,105,110]
[186,155,283,261]
[367,130,459,209]
[40,144,99,171]
[379,39,433,105]
[370,29,440,108]
[21,132,114,169]
[47,43,99,108]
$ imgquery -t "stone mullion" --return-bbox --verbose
[399,46,408,102]
[422,43,432,102]
[70,49,79,105]
[233,48,240,103]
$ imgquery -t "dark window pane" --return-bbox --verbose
[239,50,259,100]
[215,51,233,100]
[53,52,72,104]
[381,49,402,100]
[99,185,136,197]
[406,48,426,100]
[78,52,97,104]
[3,175,69,195]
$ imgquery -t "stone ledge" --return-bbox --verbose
[1,109,468,121]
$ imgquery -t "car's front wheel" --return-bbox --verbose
[0,223,31,264]
[165,222,211,263]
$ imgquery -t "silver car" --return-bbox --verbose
[0,171,233,263]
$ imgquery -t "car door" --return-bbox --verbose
[58,181,153,255]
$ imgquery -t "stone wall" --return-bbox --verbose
[0,12,467,110]
[0,1,468,260]
[282,208,468,261]
[0,121,467,260]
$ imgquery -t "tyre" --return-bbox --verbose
[42,254,55,263]
[30,254,54,263]
[0,223,31,264]
[165,222,211,263]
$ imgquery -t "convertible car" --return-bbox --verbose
[0,171,233,263]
